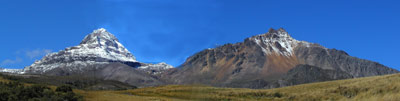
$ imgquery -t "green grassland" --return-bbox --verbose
[2,73,400,101]
[79,73,400,101]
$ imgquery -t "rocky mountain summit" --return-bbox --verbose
[21,28,173,87]
[23,28,172,74]
[168,28,398,88]
[23,28,139,74]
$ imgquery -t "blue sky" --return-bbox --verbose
[0,0,399,70]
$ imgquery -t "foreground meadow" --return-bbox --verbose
[77,73,400,101]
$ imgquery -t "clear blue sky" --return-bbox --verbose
[0,0,399,70]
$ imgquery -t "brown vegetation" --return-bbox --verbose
[76,73,400,100]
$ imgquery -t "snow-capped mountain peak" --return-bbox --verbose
[23,28,137,73]
[75,28,136,61]
[266,28,293,39]
[80,28,118,45]
[250,28,311,56]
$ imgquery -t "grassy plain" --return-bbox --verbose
[76,73,400,101]
[2,73,399,100]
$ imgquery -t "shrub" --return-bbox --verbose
[56,85,73,93]
[0,81,82,101]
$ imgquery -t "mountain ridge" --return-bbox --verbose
[20,28,173,87]
[7,27,398,89]
[23,28,173,74]
[167,28,398,88]
[23,28,138,74]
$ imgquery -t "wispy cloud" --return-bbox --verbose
[1,57,22,65]
[25,49,52,59]
[1,49,52,68]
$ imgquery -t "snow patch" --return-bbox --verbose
[0,68,24,74]
[138,62,174,75]
[249,28,312,56]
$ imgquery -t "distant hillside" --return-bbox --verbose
[0,73,136,90]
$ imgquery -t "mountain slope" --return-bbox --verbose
[266,64,353,88]
[22,28,173,87]
[168,28,398,88]
[23,28,138,74]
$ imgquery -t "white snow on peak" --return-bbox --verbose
[93,28,107,33]
[81,28,118,44]
[76,28,136,61]
[64,28,136,62]
[23,28,137,74]
[250,28,312,56]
